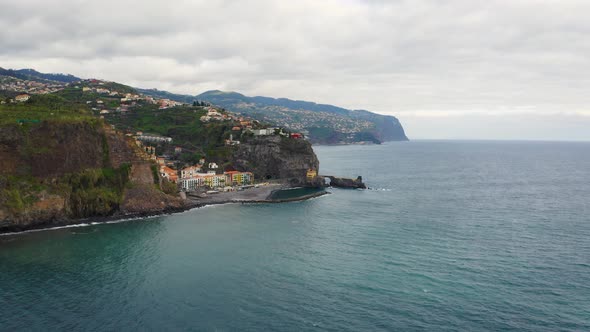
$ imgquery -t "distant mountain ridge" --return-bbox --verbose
[195,90,408,144]
[137,88,409,144]
[0,67,408,144]
[0,67,81,83]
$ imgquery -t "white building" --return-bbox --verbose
[180,173,226,190]
[137,134,173,143]
[180,177,205,191]
[181,165,202,178]
[251,128,276,136]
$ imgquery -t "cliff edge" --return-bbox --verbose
[231,135,320,187]
[0,120,184,233]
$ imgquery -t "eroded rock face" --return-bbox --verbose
[121,163,185,214]
[0,122,106,178]
[121,184,184,214]
[329,176,367,189]
[0,193,66,232]
[0,122,183,233]
[232,135,320,186]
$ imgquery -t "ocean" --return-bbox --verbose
[1,140,589,331]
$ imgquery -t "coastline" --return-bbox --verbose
[0,185,329,236]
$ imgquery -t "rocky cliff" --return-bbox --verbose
[232,135,320,187]
[0,120,107,178]
[0,120,184,233]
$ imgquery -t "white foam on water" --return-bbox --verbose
[0,222,93,237]
[0,193,328,237]
[369,188,392,192]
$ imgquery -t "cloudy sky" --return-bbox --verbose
[1,0,589,140]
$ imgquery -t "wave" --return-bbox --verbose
[0,202,242,237]
[0,222,97,237]
[368,188,392,192]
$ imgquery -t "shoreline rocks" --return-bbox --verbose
[0,185,329,235]
[327,176,367,189]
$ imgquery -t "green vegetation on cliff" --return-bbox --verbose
[0,175,45,215]
[0,117,139,228]
[64,164,132,218]
[0,94,93,126]
[0,163,131,219]
[105,104,236,163]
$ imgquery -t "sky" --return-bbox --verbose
[1,0,589,140]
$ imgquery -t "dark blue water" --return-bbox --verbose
[269,187,326,200]
[1,141,589,331]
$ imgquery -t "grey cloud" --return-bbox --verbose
[0,0,589,140]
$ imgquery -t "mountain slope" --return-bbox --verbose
[0,66,408,144]
[195,90,408,144]
[0,67,81,83]
[136,88,196,104]
[137,88,408,144]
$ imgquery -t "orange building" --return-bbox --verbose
[160,166,178,183]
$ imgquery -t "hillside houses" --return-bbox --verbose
[0,76,66,95]
[160,166,178,183]
[199,107,235,122]
[180,165,202,178]
[225,134,240,146]
[158,98,183,109]
[14,94,30,102]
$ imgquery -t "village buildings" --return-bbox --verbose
[178,167,254,192]
[14,94,30,102]
[180,165,202,178]
[225,134,240,146]
[160,166,178,183]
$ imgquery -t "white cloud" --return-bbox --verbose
[1,0,589,140]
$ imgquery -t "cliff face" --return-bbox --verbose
[0,121,106,178]
[0,121,183,233]
[374,116,408,141]
[232,136,320,186]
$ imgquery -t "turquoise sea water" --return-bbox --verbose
[1,140,589,331]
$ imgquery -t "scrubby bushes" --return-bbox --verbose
[65,164,131,218]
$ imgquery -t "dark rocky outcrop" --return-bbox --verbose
[231,135,320,187]
[328,176,367,189]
